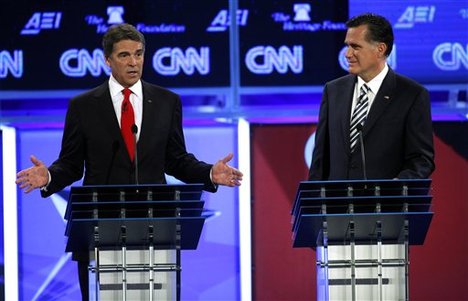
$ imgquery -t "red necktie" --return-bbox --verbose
[121,88,135,161]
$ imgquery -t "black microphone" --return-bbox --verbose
[356,123,367,181]
[105,140,120,185]
[131,124,139,185]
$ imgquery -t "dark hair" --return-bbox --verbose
[346,13,394,57]
[102,23,146,58]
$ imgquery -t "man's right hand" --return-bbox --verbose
[15,155,49,193]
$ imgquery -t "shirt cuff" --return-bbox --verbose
[40,170,52,192]
[209,167,218,189]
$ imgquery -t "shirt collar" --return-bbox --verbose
[108,74,143,102]
[357,63,389,95]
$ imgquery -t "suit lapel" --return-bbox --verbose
[138,81,158,160]
[95,83,125,149]
[362,69,396,137]
[340,76,358,150]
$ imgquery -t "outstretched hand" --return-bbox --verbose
[211,153,243,187]
[15,155,49,193]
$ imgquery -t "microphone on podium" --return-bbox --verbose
[131,124,139,185]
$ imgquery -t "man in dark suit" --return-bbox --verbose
[16,23,242,300]
[309,13,434,181]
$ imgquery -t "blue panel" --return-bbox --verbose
[0,131,4,300]
[17,129,80,300]
[2,1,230,90]
[16,125,240,300]
[180,125,240,300]
[349,1,468,84]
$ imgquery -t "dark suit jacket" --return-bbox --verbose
[309,68,435,180]
[42,80,215,197]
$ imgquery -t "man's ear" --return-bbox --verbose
[377,42,387,58]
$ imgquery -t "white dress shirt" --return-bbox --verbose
[350,63,389,121]
[108,75,143,141]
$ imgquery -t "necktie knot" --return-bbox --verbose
[361,84,369,94]
[358,84,370,103]
[122,87,132,99]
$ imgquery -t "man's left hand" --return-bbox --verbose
[212,153,243,187]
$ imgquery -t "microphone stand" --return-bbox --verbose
[358,130,367,181]
[356,123,367,190]
[131,124,139,185]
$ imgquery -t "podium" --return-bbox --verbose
[291,179,433,301]
[65,184,206,301]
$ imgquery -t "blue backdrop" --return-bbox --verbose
[16,125,240,300]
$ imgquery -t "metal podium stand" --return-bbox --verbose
[291,179,433,301]
[64,184,206,301]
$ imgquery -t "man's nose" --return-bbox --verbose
[345,47,352,58]
[129,55,138,65]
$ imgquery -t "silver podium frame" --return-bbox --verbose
[291,179,433,301]
[64,184,206,301]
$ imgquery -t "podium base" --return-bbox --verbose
[317,244,407,301]
[89,250,177,301]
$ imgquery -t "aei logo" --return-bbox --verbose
[394,6,436,29]
[21,12,62,35]
[207,9,249,32]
